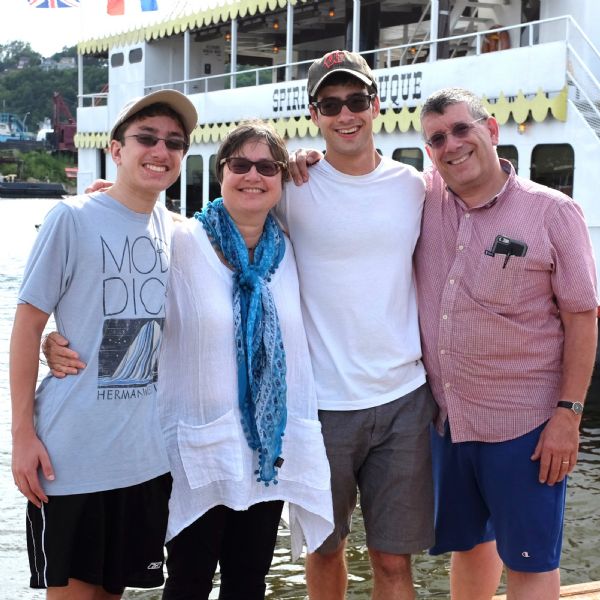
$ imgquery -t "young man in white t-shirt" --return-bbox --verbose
[276,50,437,600]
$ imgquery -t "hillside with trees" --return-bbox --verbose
[0,41,106,184]
[0,41,107,136]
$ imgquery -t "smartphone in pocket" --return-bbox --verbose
[490,235,528,257]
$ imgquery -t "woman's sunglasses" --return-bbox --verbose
[125,133,189,152]
[424,117,487,150]
[220,157,286,177]
[311,93,375,117]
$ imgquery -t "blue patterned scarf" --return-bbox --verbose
[195,198,287,484]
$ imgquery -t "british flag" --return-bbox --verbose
[28,0,81,7]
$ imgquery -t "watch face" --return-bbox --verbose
[572,402,584,415]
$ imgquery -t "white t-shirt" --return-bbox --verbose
[158,218,333,559]
[276,156,426,411]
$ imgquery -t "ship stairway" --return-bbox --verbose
[447,0,508,57]
[399,0,511,63]
[565,18,600,142]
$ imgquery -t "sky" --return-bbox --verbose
[0,0,218,57]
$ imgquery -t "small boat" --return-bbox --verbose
[0,181,67,198]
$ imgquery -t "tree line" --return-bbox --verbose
[0,41,107,136]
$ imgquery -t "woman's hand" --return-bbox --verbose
[42,332,86,377]
[288,148,323,185]
[85,179,112,193]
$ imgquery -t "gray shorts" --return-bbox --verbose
[316,383,437,555]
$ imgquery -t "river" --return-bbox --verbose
[0,197,598,599]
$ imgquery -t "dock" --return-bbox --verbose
[0,181,67,198]
[493,581,600,599]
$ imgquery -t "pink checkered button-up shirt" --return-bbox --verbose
[415,160,598,443]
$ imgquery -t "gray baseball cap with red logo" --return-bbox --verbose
[307,50,377,100]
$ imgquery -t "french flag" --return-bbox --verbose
[28,0,81,7]
[107,0,158,15]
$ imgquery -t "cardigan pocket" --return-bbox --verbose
[177,410,244,489]
[276,415,331,490]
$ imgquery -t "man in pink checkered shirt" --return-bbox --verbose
[416,87,598,600]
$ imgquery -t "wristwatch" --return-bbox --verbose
[557,400,584,415]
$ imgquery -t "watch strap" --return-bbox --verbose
[557,400,584,414]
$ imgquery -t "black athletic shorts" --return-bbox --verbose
[26,472,172,594]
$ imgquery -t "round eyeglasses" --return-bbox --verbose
[424,117,487,150]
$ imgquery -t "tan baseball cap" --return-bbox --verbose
[109,89,198,140]
[307,50,377,100]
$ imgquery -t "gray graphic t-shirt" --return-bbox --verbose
[19,192,172,495]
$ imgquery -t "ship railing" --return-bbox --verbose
[397,0,432,66]
[566,49,600,138]
[562,18,600,137]
[79,92,109,108]
[141,15,593,97]
[360,16,596,68]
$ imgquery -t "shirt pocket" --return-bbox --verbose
[177,409,244,489]
[471,252,527,306]
[276,415,331,491]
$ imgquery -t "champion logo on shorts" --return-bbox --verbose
[521,551,531,558]
[147,561,163,570]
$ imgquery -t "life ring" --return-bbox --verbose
[482,26,511,53]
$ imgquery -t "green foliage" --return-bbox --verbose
[21,151,75,183]
[0,41,41,72]
[0,41,106,184]
[0,41,107,136]
[0,150,75,184]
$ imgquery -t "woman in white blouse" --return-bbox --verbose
[158,121,333,600]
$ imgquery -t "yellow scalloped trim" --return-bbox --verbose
[75,87,568,149]
[481,87,568,126]
[78,0,305,54]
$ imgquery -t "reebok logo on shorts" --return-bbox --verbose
[147,561,163,570]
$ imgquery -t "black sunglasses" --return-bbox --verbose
[311,93,376,116]
[220,157,286,177]
[125,133,189,152]
[425,117,487,150]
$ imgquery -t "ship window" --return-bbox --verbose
[392,148,424,171]
[184,155,222,216]
[497,145,518,171]
[129,48,143,64]
[110,53,124,67]
[209,154,220,201]
[186,155,204,217]
[530,144,574,198]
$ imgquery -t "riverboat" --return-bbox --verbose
[73,0,600,286]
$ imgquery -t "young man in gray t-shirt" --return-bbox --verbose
[10,90,196,599]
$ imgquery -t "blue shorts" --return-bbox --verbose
[429,422,567,572]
